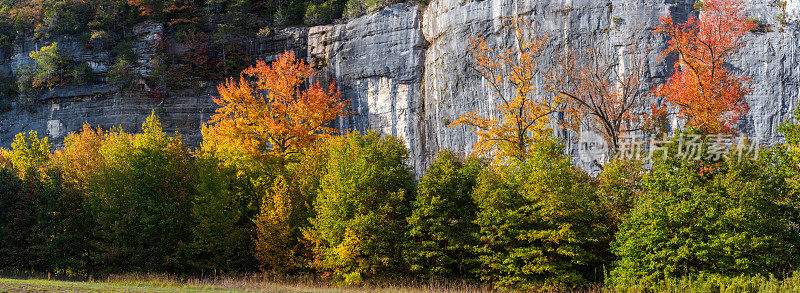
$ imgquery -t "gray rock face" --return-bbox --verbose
[308,3,428,173]
[1,0,799,176]
[420,0,800,172]
[0,26,312,151]
[0,88,217,148]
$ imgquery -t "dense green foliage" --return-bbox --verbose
[3,0,798,289]
[472,139,613,290]
[405,150,484,279]
[46,114,196,274]
[777,105,800,195]
[252,146,328,273]
[611,134,800,287]
[305,131,414,283]
[0,142,91,275]
[3,121,800,291]
[190,151,258,271]
[596,159,645,226]
[4,107,800,291]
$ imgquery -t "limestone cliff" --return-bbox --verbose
[0,0,799,175]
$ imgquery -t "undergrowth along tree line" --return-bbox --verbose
[3,0,800,291]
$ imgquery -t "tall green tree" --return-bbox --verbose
[0,164,26,271]
[472,139,612,290]
[405,151,485,279]
[25,168,93,275]
[304,131,414,283]
[191,151,258,271]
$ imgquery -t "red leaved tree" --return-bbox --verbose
[654,0,756,134]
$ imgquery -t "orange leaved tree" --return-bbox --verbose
[451,17,561,161]
[654,0,756,133]
[204,50,349,160]
[202,50,348,272]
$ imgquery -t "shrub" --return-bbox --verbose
[89,30,113,50]
[777,105,800,193]
[29,42,72,89]
[405,150,485,279]
[0,20,15,54]
[107,58,138,89]
[0,72,17,111]
[72,61,94,85]
[17,42,73,98]
[274,0,306,26]
[610,136,800,286]
[35,1,92,38]
[343,0,393,19]
[304,0,345,25]
[596,159,645,225]
[471,139,612,290]
[305,131,414,282]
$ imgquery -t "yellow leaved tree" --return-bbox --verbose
[451,17,561,162]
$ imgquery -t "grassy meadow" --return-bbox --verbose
[0,275,497,293]
[5,274,800,293]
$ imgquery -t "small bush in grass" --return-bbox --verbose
[405,150,485,279]
[472,138,613,291]
[305,131,414,282]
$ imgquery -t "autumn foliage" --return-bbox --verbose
[654,0,756,133]
[452,17,560,161]
[549,37,649,152]
[204,51,348,159]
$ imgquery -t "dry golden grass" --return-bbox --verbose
[97,273,501,293]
